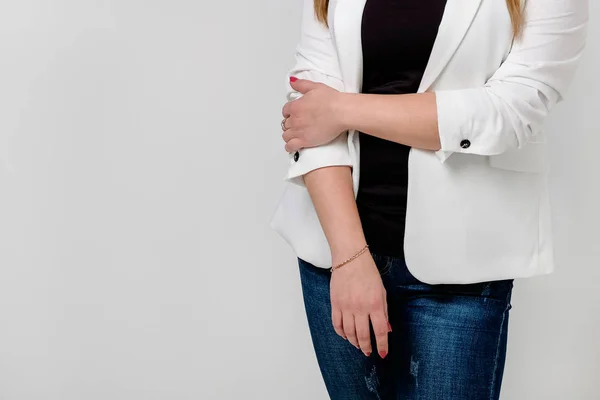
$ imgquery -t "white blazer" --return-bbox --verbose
[270,0,589,284]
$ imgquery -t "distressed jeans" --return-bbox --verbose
[298,252,514,400]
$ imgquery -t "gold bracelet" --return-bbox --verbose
[330,244,370,272]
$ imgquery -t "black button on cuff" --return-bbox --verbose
[293,151,300,162]
[460,139,471,149]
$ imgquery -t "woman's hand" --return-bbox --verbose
[281,77,348,153]
[330,251,390,358]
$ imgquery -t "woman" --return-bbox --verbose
[270,0,588,398]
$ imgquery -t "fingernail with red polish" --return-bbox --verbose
[290,76,298,82]
[365,351,371,357]
[387,322,392,332]
[379,350,387,359]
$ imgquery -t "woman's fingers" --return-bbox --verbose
[331,306,346,339]
[284,137,303,153]
[281,101,292,118]
[343,312,359,349]
[282,126,293,143]
[355,314,372,356]
[370,311,389,359]
[329,254,390,358]
[383,290,388,321]
[383,290,392,333]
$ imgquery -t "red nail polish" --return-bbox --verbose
[290,76,298,82]
[388,321,392,332]
[379,350,387,359]
[365,351,371,357]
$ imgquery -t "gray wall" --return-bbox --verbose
[0,1,597,399]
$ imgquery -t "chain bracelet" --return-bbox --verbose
[330,244,370,273]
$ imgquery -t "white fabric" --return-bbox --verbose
[270,0,589,284]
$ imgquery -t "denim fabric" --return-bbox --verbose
[298,252,514,400]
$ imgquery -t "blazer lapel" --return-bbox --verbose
[418,0,483,93]
[333,0,482,94]
[332,0,367,94]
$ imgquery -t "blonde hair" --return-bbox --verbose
[314,0,524,38]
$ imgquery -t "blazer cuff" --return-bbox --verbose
[436,89,475,156]
[284,133,352,187]
[435,88,514,160]
[434,148,454,163]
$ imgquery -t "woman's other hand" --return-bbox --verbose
[281,77,348,153]
[330,251,390,358]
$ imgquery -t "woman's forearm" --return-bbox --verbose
[338,91,441,151]
[296,91,439,265]
[302,165,367,266]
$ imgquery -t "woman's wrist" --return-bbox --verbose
[331,243,370,271]
[334,92,359,132]
[330,236,369,266]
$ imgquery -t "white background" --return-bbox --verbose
[0,1,598,399]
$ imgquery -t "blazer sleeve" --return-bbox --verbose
[282,0,352,187]
[433,0,589,163]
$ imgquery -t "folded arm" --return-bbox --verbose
[285,0,589,165]
[281,0,367,261]
[338,0,588,162]
[282,0,352,188]
[281,0,390,359]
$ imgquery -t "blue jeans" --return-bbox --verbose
[298,252,514,400]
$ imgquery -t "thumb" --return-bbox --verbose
[290,77,319,94]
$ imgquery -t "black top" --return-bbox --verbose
[356,0,447,258]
